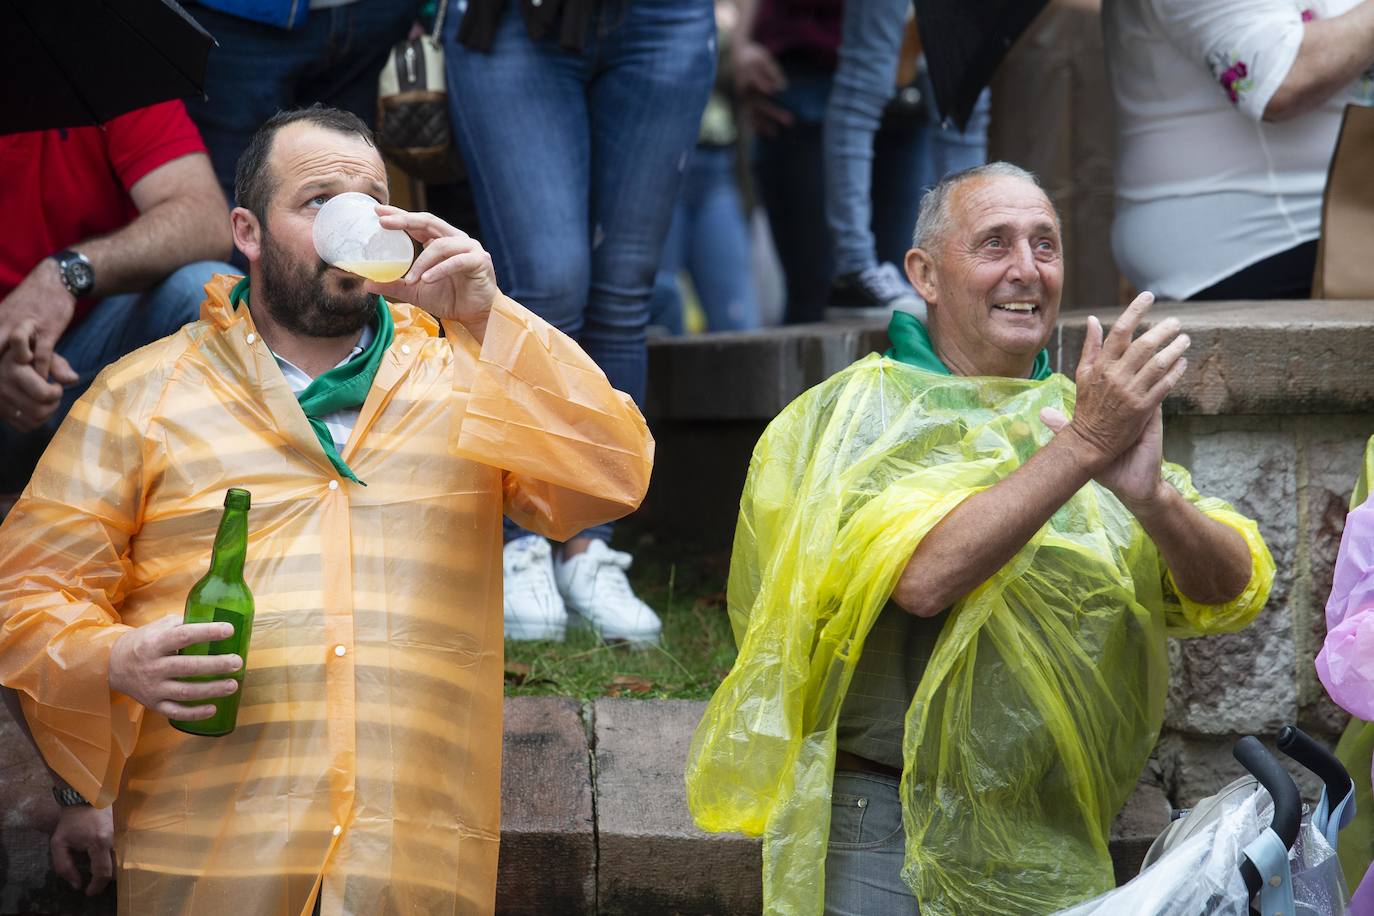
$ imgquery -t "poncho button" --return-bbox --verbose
[401,345,412,355]
[334,645,346,657]
[245,333,256,345]
[328,480,340,491]
[332,825,342,837]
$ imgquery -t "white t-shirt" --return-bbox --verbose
[1104,0,1374,299]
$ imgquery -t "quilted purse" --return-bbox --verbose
[376,2,460,184]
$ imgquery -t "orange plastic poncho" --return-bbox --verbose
[0,275,653,916]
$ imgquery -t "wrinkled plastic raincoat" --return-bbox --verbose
[1321,434,1374,911]
[0,275,653,916]
[686,354,1273,916]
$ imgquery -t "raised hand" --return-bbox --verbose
[362,206,499,339]
[1040,292,1189,504]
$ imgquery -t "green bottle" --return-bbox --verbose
[170,488,254,737]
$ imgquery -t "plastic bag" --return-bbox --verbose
[686,355,1275,915]
[1056,790,1348,916]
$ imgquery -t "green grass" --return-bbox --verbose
[502,534,738,701]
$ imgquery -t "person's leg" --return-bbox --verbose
[302,0,419,129]
[824,771,918,916]
[870,117,926,271]
[0,261,231,492]
[581,0,715,409]
[823,0,911,278]
[752,64,834,325]
[925,63,990,181]
[649,197,689,337]
[446,1,592,551]
[682,146,760,331]
[182,5,328,202]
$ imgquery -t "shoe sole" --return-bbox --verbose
[505,619,567,642]
[567,611,661,648]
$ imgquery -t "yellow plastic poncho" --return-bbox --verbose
[0,276,653,916]
[686,354,1274,916]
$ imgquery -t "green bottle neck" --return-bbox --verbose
[208,507,248,579]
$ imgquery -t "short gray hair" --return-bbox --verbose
[911,162,1056,252]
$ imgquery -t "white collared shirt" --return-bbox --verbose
[271,321,375,452]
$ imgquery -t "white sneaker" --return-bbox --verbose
[555,540,663,646]
[503,536,567,642]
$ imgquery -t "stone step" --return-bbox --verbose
[1,697,1170,915]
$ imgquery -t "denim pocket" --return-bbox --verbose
[828,777,904,851]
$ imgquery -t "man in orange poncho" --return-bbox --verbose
[0,106,653,916]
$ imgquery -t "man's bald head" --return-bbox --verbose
[911,163,1060,257]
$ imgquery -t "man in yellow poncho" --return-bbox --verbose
[686,162,1275,915]
[0,107,653,916]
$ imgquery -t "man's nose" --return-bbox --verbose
[1005,240,1038,283]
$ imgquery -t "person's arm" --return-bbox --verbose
[71,151,232,298]
[0,152,231,432]
[1,686,116,896]
[1123,481,1252,605]
[1265,0,1374,121]
[362,207,655,540]
[893,294,1190,616]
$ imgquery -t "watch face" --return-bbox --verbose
[68,260,94,293]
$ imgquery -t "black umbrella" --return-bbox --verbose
[0,0,215,135]
[915,0,1051,132]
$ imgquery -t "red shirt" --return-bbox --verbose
[0,100,207,325]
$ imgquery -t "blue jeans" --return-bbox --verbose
[824,0,990,277]
[649,145,760,335]
[754,62,927,325]
[184,0,419,203]
[825,771,918,916]
[445,0,715,544]
[0,262,233,492]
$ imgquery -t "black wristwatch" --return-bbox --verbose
[52,786,90,807]
[52,249,95,298]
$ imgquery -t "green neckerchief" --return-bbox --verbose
[883,309,1052,381]
[230,277,394,485]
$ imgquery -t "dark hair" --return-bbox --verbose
[233,105,376,222]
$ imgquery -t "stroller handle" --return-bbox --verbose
[1276,725,1351,807]
[1233,736,1301,896]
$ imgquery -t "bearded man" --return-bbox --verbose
[0,106,653,916]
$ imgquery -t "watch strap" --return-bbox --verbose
[52,786,90,807]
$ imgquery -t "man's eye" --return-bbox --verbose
[308,195,328,208]
[984,238,1004,249]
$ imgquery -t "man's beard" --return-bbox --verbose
[258,228,376,338]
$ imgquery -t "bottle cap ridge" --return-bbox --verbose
[224,488,252,510]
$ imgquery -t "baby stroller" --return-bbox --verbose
[1057,725,1357,916]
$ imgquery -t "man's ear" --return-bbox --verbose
[905,247,938,304]
[230,207,262,263]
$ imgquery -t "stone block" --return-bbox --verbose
[1294,420,1370,732]
[593,698,761,916]
[496,697,595,916]
[1154,730,1339,811]
[1054,302,1374,416]
[0,702,115,916]
[1162,423,1299,735]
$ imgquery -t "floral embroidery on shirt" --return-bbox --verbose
[1208,52,1255,105]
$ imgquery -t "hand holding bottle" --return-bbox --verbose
[108,615,242,720]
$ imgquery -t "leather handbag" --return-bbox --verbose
[376,2,460,185]
[1312,104,1374,299]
